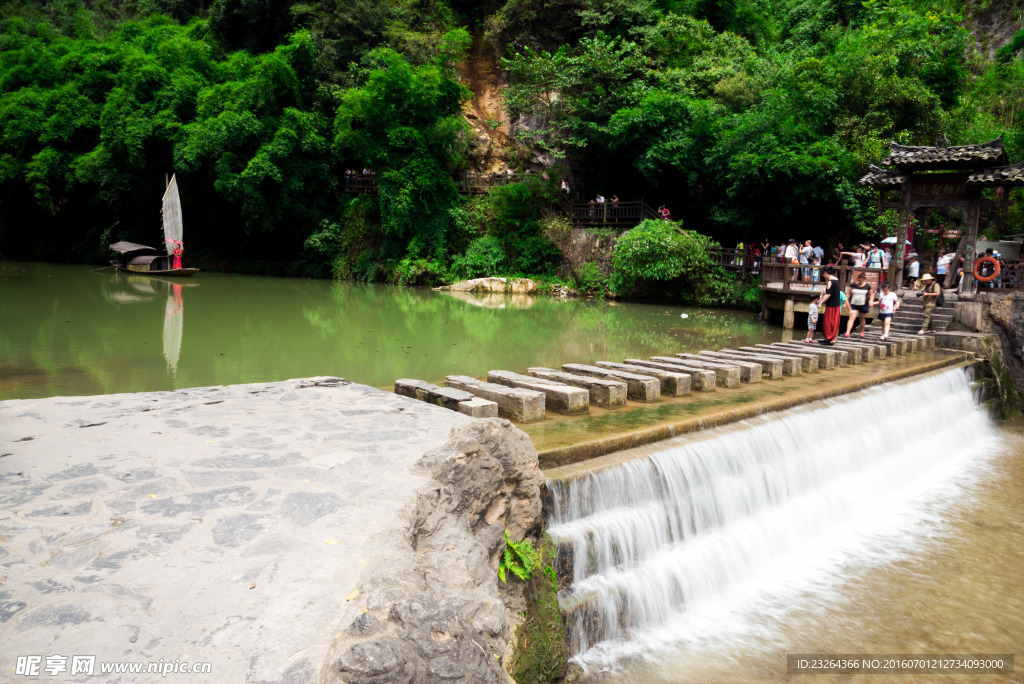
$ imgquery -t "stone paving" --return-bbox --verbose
[0,378,469,682]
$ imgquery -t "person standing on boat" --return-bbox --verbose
[168,239,183,270]
[816,265,842,344]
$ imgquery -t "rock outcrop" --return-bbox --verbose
[320,418,557,684]
[434,277,538,294]
[954,291,1024,392]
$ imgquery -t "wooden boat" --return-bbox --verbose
[109,175,199,277]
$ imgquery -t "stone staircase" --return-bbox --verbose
[869,289,958,335]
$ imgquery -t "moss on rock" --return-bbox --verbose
[506,534,569,684]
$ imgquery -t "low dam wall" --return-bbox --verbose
[0,379,555,683]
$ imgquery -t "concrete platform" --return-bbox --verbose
[527,368,627,408]
[624,359,717,392]
[651,356,739,388]
[594,361,691,397]
[487,370,589,415]
[561,364,660,402]
[0,378,472,682]
[676,353,762,383]
[446,375,546,422]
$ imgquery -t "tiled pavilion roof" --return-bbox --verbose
[880,136,1008,169]
[858,164,906,188]
[967,160,1024,187]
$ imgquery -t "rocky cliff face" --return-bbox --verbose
[320,418,554,684]
[966,0,1024,60]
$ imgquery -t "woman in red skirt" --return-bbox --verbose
[817,265,842,344]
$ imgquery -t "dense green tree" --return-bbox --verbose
[333,31,471,262]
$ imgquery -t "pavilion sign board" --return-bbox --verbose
[909,174,971,207]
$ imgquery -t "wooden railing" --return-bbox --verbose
[759,260,894,294]
[566,200,660,226]
[709,248,759,275]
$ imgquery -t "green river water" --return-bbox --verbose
[0,261,780,401]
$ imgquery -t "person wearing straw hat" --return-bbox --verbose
[918,273,941,334]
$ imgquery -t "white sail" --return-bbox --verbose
[162,174,184,255]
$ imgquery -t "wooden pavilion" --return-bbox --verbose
[759,136,1023,327]
[859,135,1024,289]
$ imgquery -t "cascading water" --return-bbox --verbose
[547,367,998,672]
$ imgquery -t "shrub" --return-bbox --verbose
[610,219,717,295]
[570,261,607,296]
[390,257,449,286]
[514,233,562,275]
[450,235,506,279]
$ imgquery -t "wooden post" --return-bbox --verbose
[962,192,981,291]
[895,179,910,287]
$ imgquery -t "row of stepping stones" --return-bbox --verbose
[394,331,936,422]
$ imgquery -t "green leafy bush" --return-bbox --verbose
[570,261,607,296]
[390,257,449,286]
[610,219,718,295]
[450,235,506,279]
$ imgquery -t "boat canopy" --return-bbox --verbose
[109,241,158,254]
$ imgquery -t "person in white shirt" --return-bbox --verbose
[907,256,920,289]
[784,239,799,264]
[936,251,951,276]
[873,282,900,340]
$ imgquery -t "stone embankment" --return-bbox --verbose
[0,378,561,683]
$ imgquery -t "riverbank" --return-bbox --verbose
[0,378,555,682]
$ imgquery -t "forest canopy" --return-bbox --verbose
[0,0,1021,286]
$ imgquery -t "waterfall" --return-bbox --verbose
[547,368,997,667]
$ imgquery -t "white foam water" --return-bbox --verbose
[547,368,999,673]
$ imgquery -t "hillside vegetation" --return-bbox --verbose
[0,0,1021,300]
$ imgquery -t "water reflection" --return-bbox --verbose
[437,290,539,309]
[163,283,184,375]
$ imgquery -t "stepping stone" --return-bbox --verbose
[836,338,885,359]
[623,359,717,391]
[595,361,691,396]
[561,364,661,402]
[395,379,499,417]
[701,349,788,378]
[487,370,590,415]
[850,336,899,356]
[746,345,821,371]
[457,397,499,418]
[676,353,762,383]
[782,340,853,365]
[827,342,867,362]
[528,368,627,408]
[650,356,739,388]
[445,375,545,422]
[862,333,909,354]
[772,342,844,367]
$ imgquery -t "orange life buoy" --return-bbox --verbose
[973,256,1001,283]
